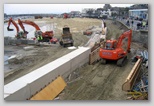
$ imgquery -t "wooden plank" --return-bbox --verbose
[89,41,105,64]
[122,59,142,91]
[30,76,67,100]
[127,59,141,80]
[89,47,100,64]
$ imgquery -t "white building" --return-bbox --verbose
[129,9,148,20]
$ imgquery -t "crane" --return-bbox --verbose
[18,19,57,43]
[7,17,27,39]
[99,29,132,66]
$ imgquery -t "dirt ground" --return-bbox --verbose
[4,18,101,85]
[59,42,147,100]
[58,19,148,100]
[4,18,148,100]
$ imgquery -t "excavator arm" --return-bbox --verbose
[116,29,132,52]
[7,18,27,39]
[18,19,29,34]
[18,19,43,38]
[7,18,19,33]
[18,19,54,39]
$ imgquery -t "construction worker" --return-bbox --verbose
[142,21,146,29]
[131,20,134,27]
[126,20,130,26]
[37,35,43,42]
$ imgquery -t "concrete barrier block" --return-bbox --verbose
[4,79,31,100]
[21,58,71,97]
[4,47,90,100]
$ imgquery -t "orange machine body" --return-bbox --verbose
[99,30,132,61]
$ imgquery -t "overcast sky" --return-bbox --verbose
[4,4,134,14]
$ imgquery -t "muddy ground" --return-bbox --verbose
[4,18,148,100]
[58,19,148,100]
[59,42,147,100]
[4,18,101,85]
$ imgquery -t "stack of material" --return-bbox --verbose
[127,63,148,100]
[132,49,148,66]
[122,58,148,100]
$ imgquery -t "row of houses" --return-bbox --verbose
[4,8,148,21]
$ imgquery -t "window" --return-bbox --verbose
[106,42,111,49]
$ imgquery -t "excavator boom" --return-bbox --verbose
[18,19,55,42]
[116,29,132,52]
[7,18,27,39]
[18,19,29,34]
[18,19,41,30]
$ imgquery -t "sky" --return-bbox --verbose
[4,4,134,14]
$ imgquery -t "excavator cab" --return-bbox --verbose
[105,40,117,50]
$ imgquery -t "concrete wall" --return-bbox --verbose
[116,20,148,48]
[4,37,35,45]
[132,31,148,48]
[4,47,91,100]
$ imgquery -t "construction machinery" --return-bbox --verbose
[34,16,43,19]
[63,13,69,19]
[7,18,27,39]
[18,19,57,43]
[99,29,132,66]
[59,26,74,47]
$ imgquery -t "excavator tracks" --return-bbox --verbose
[117,56,127,67]
[100,58,106,64]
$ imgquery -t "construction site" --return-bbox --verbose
[4,4,148,101]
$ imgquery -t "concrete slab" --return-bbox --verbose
[8,55,17,64]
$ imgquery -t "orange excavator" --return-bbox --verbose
[18,19,58,43]
[7,17,27,39]
[99,29,132,66]
[63,13,69,19]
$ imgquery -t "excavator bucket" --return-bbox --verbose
[7,27,14,31]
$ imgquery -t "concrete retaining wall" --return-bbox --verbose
[4,37,35,45]
[116,20,148,48]
[4,47,91,100]
[132,31,148,48]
